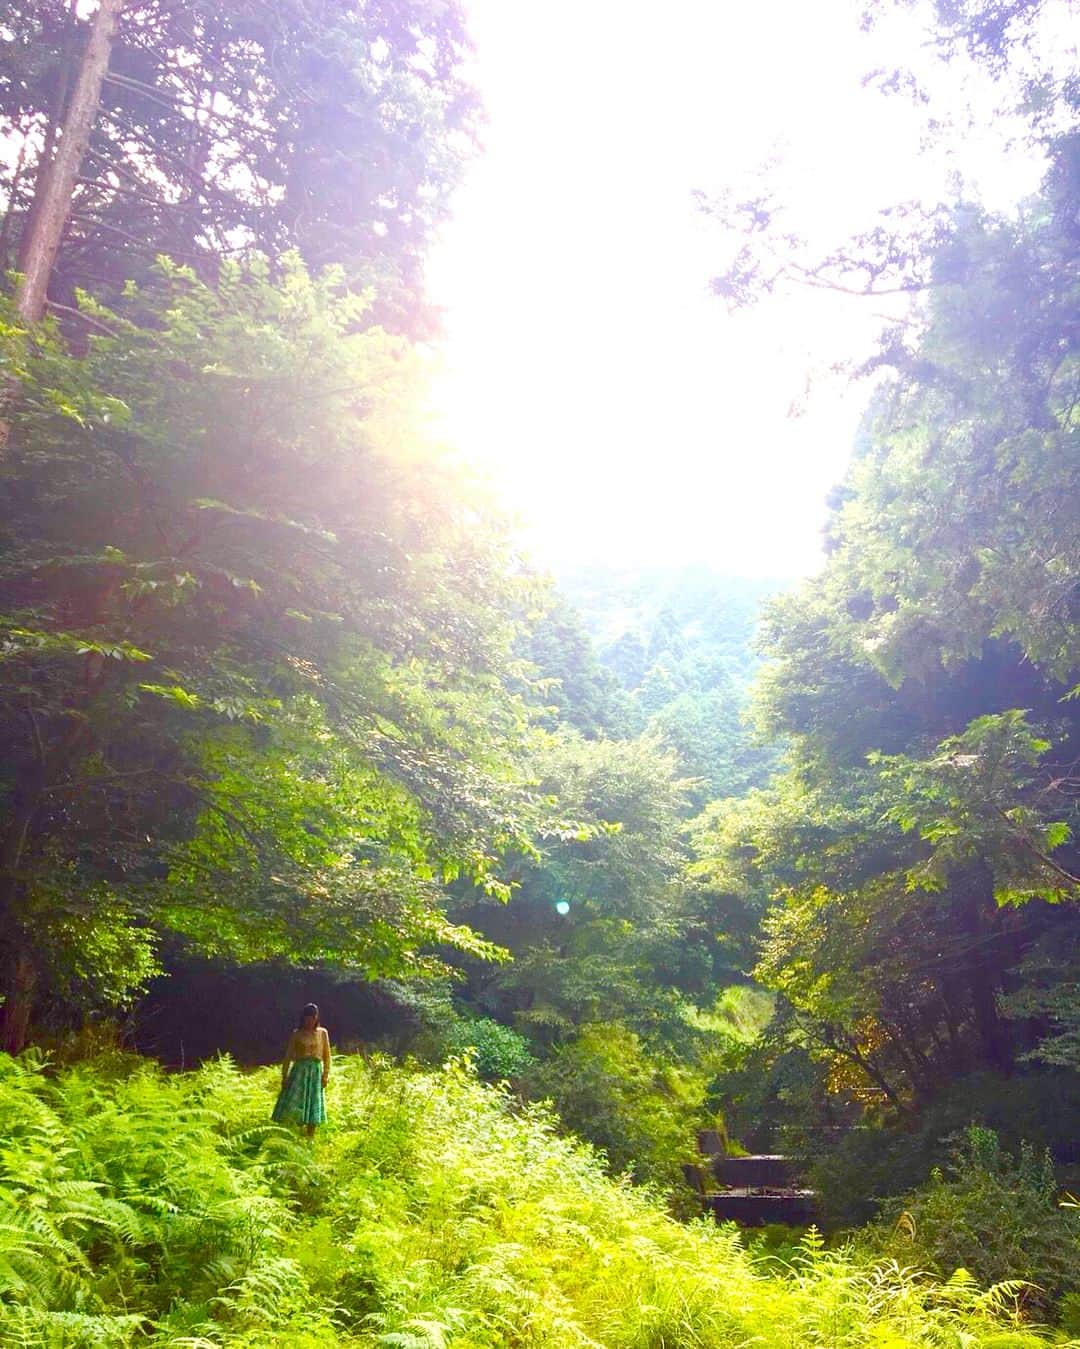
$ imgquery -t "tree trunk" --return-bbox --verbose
[15,0,126,322]
[0,808,35,1053]
[0,760,50,1054]
[0,949,37,1055]
[15,0,80,277]
[954,860,1013,1075]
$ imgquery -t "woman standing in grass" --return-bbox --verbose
[272,1003,330,1138]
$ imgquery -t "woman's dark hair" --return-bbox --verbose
[297,1003,319,1029]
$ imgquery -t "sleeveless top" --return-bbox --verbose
[290,1026,331,1065]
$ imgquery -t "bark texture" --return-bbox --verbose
[15,0,126,322]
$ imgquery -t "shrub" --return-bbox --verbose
[440,1015,535,1080]
[519,1022,701,1190]
[863,1127,1080,1317]
[811,1070,1080,1228]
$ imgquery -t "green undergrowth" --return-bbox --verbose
[0,1050,1073,1348]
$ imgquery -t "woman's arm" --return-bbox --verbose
[321,1027,331,1085]
[281,1033,295,1088]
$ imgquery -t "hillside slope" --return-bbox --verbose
[554,565,789,803]
[557,565,787,691]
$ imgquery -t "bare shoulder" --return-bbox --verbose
[320,1026,331,1041]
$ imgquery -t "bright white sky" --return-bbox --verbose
[425,0,1049,578]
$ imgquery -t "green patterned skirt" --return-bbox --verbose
[272,1057,326,1127]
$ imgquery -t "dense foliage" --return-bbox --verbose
[865,1127,1080,1318]
[691,4,1080,1125]
[0,0,476,331]
[0,1049,1065,1348]
[0,0,767,1188]
[0,258,543,1050]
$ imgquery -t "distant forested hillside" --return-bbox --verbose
[560,565,787,693]
[551,566,792,804]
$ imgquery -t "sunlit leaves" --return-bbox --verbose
[0,256,545,1017]
[872,711,1078,901]
[692,150,1080,1107]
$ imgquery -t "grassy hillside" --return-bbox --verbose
[0,1049,1067,1348]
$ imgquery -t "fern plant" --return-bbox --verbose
[0,1049,1076,1347]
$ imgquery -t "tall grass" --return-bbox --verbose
[0,1049,1069,1347]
